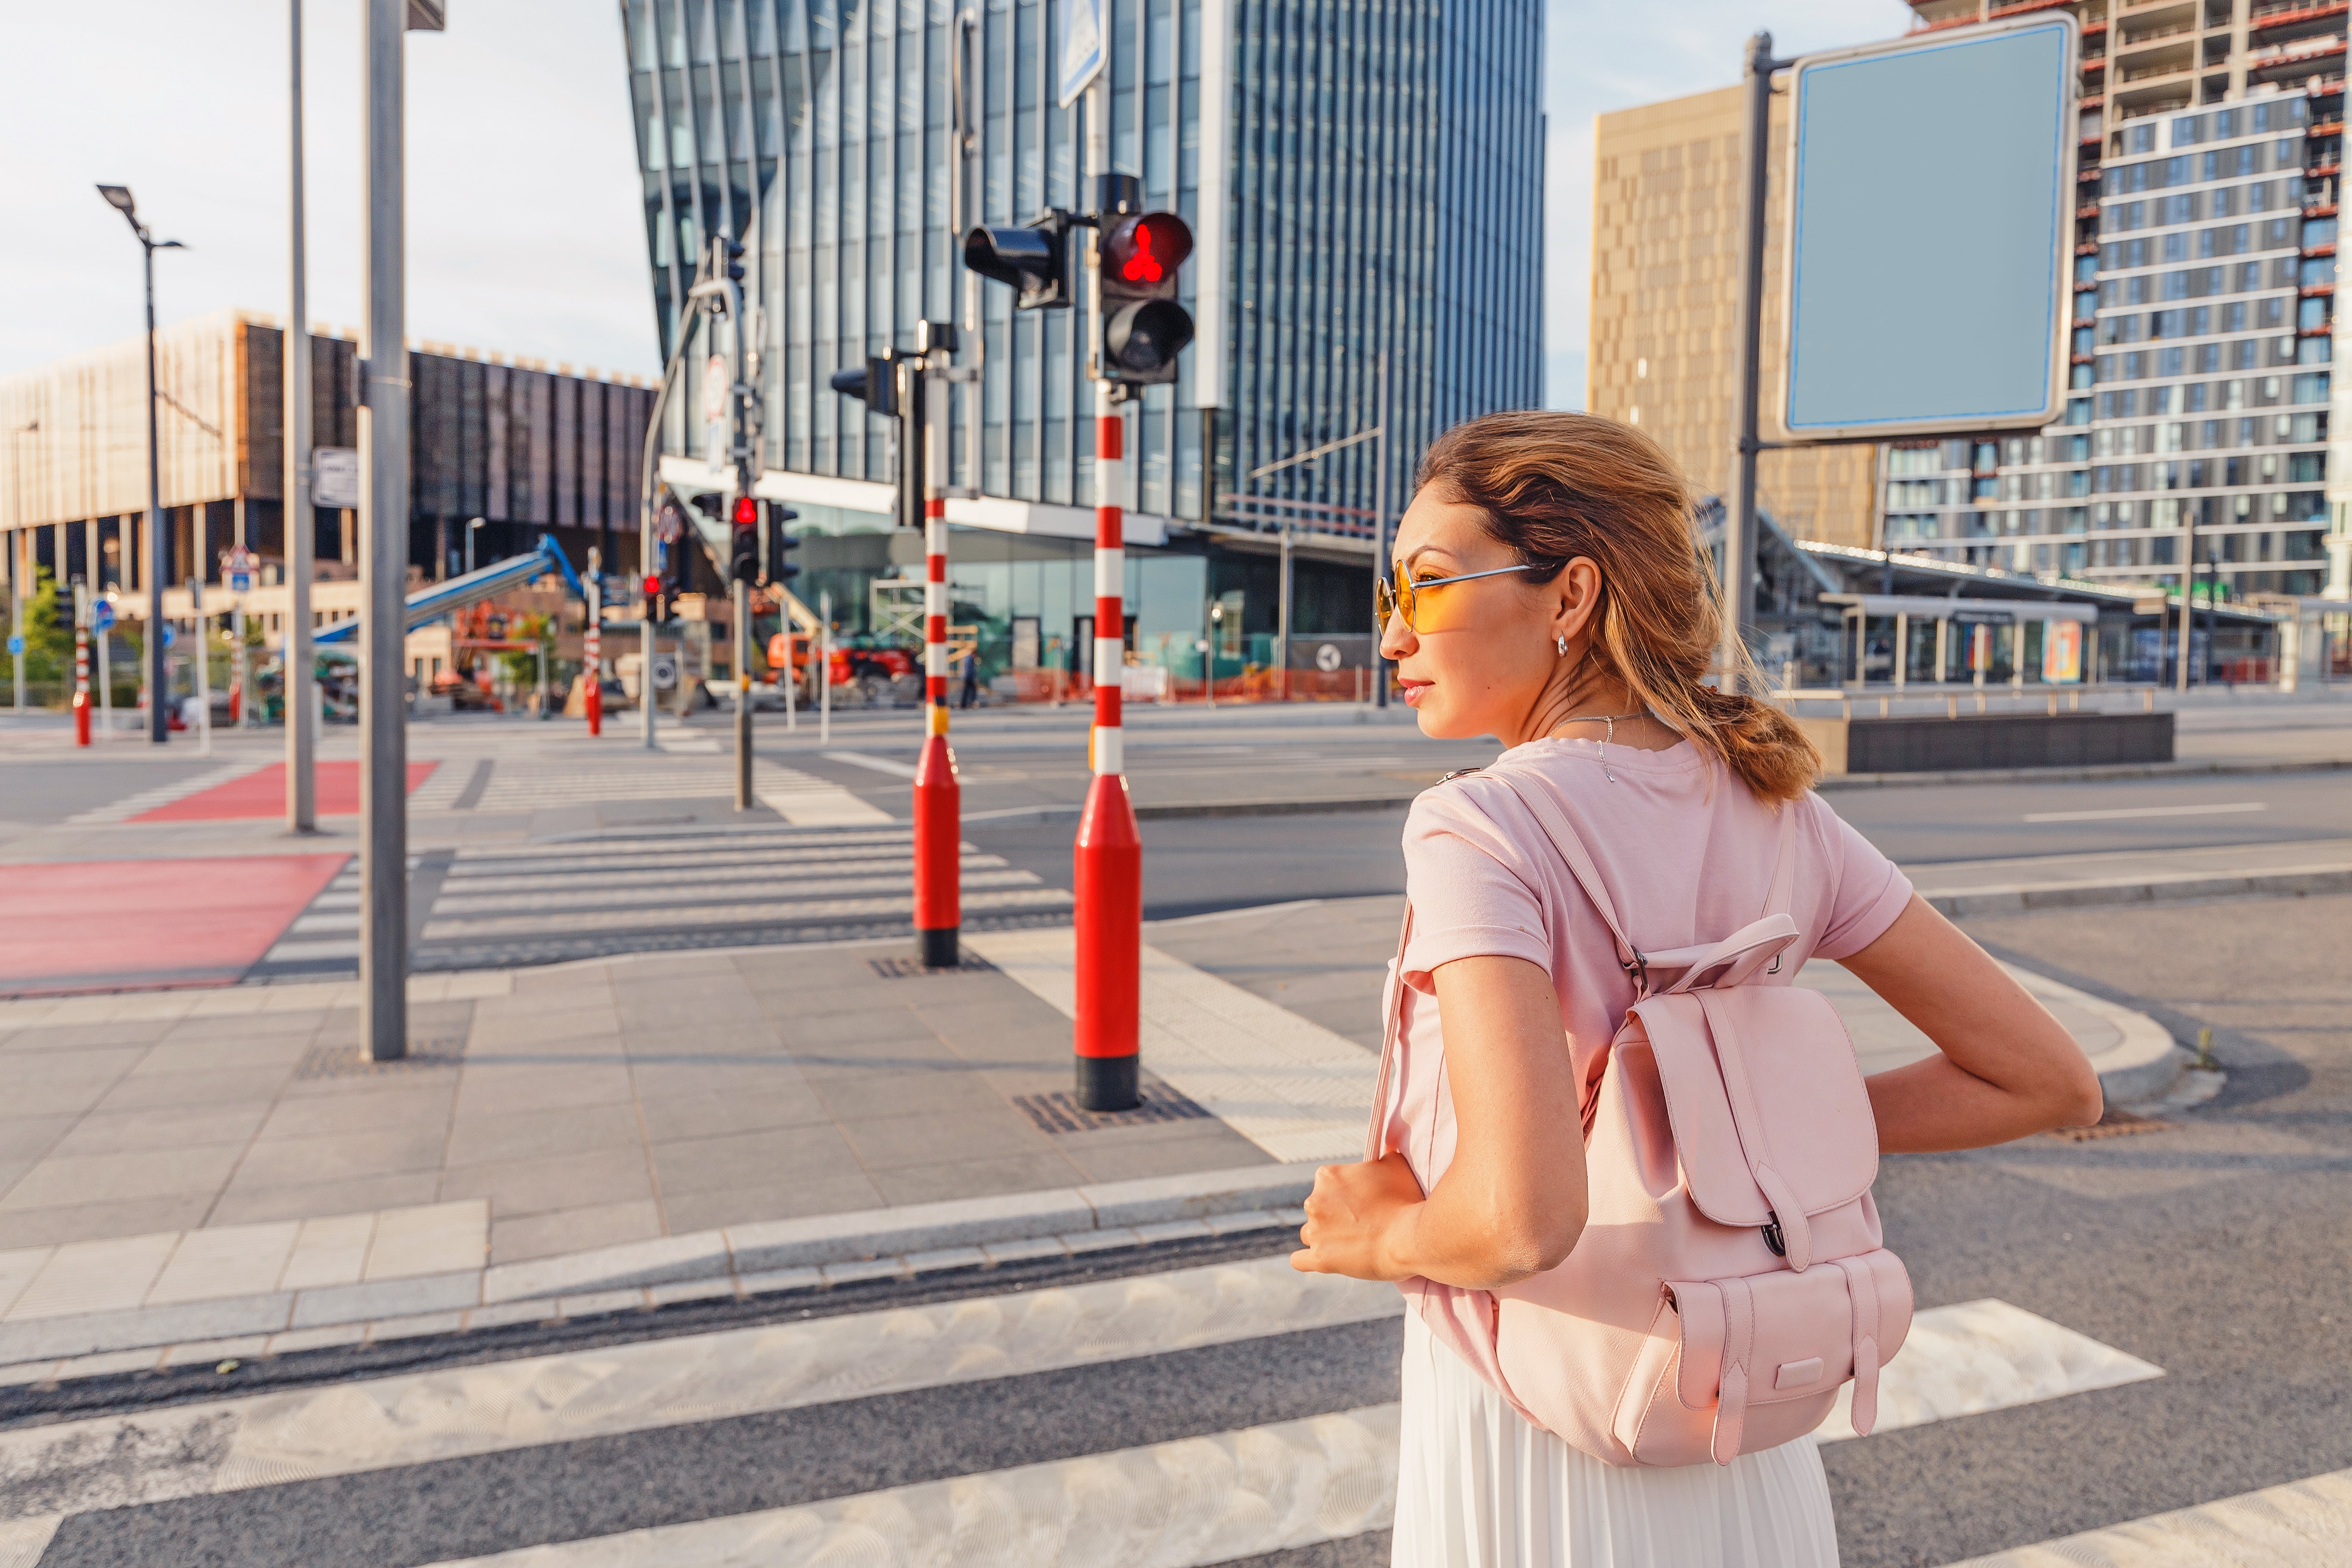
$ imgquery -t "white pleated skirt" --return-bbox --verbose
[1390,1311,1842,1568]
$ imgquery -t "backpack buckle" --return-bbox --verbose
[1623,951,1649,991]
[1761,1216,1786,1258]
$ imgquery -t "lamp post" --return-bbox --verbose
[95,184,185,744]
[465,514,485,577]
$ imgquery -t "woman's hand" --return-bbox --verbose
[1290,1152,1425,1282]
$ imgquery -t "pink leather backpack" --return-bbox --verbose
[1369,772,1912,1467]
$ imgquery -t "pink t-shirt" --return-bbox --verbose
[1375,735,1914,1404]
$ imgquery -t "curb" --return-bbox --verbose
[1922,864,2352,920]
[0,1162,1319,1381]
[1817,756,2352,790]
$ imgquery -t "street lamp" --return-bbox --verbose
[465,515,485,577]
[96,184,187,744]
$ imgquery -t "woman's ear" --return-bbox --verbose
[1555,558,1602,643]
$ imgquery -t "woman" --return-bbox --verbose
[1290,412,2101,1566]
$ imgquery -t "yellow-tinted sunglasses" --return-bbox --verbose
[1375,563,1544,633]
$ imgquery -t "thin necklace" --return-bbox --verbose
[1550,709,1648,783]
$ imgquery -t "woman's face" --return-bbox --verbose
[1379,488,1578,741]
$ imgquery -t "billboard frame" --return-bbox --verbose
[1772,12,2079,444]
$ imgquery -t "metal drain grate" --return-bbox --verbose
[1013,1084,1213,1134]
[2049,1107,2175,1142]
[869,954,998,979]
[295,1041,468,1080]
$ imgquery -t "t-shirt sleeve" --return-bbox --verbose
[1397,784,1553,992]
[1810,796,1916,962]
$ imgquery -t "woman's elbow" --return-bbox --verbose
[2055,1060,2105,1130]
[1481,1199,1588,1288]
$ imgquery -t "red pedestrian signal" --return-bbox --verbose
[729,495,761,584]
[1096,211,1195,392]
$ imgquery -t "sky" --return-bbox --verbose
[2,0,1914,407]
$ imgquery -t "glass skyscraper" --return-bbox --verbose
[618,0,1540,674]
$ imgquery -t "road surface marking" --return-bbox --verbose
[1935,1463,2352,1566]
[2021,801,2266,823]
[63,761,258,824]
[823,750,921,778]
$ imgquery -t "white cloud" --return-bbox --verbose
[1540,0,1917,408]
[0,1,659,380]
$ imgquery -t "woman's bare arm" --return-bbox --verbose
[1292,954,1587,1290]
[1841,894,2105,1152]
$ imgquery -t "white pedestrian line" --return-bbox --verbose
[406,759,478,813]
[433,849,1000,900]
[1813,1297,2161,1442]
[969,927,1379,1164]
[1935,1463,2352,1567]
[421,1404,1402,1568]
[451,828,916,864]
[756,761,895,825]
[64,761,257,824]
[0,1254,1399,1522]
[426,858,1027,916]
[2021,801,2266,824]
[420,881,1072,939]
[822,749,921,778]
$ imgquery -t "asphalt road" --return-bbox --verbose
[18,893,2344,1568]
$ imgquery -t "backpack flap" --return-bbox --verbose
[1633,986,1879,1271]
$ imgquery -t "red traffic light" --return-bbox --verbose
[643,575,661,597]
[732,496,760,526]
[1102,213,1192,286]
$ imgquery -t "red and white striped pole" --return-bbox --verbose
[913,339,961,967]
[1074,380,1142,1110]
[71,583,92,748]
[585,546,603,737]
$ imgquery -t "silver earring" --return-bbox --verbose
[1556,634,1569,656]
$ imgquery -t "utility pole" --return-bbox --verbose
[286,0,316,827]
[1727,31,1784,690]
[359,0,441,1063]
[689,238,759,811]
[1373,351,1390,707]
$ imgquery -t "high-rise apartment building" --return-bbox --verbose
[1885,0,2340,600]
[1588,88,1882,547]
[616,0,1541,668]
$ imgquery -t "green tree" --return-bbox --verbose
[20,568,75,685]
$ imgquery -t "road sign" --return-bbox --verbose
[161,625,175,648]
[1779,16,2076,439]
[224,544,257,595]
[5,635,21,656]
[1057,0,1104,107]
[313,447,360,508]
[92,599,115,634]
[1315,643,1343,673]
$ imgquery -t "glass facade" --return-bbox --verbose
[619,0,1541,683]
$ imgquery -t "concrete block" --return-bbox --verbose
[364,1200,488,1280]
[646,1276,742,1308]
[279,1213,377,1291]
[290,1271,478,1330]
[0,1292,293,1364]
[1060,1226,1145,1256]
[367,1310,469,1344]
[554,1289,651,1321]
[147,1222,300,1307]
[726,1186,1093,1274]
[265,1322,371,1357]
[821,1258,910,1287]
[48,1348,162,1382]
[1202,1209,1286,1237]
[463,1300,563,1332]
[6,1231,178,1320]
[1079,1163,1319,1232]
[162,1335,272,1369]
[735,1266,824,1298]
[980,1236,1070,1267]
[1130,1219,1216,1245]
[901,1246,988,1276]
[481,1230,731,1305]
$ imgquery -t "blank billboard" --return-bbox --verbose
[1780,17,2076,441]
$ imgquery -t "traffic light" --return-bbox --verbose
[764,502,801,588]
[1098,211,1195,389]
[964,210,1076,309]
[717,235,745,288]
[729,495,760,584]
[643,573,665,623]
[828,349,906,416]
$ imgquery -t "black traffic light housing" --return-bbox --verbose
[729,495,761,585]
[717,235,746,286]
[1098,211,1195,392]
[828,348,907,416]
[964,210,1076,309]
[763,501,801,588]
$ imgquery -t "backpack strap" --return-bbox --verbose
[1364,899,1415,1163]
[1486,773,1650,995]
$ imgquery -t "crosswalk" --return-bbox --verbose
[0,1246,2316,1568]
[245,824,1072,979]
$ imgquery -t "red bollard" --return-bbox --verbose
[913,352,961,968]
[585,565,603,738]
[72,619,92,747]
[1073,391,1140,1110]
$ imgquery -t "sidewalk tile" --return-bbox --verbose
[554,1288,650,1320]
[0,1292,291,1363]
[0,1145,245,1214]
[48,1103,271,1159]
[439,971,514,1002]
[208,1173,441,1229]
[265,1323,368,1356]
[781,1008,946,1053]
[162,1333,272,1369]
[280,1213,376,1290]
[735,1265,823,1296]
[0,1118,71,1165]
[981,1236,1070,1266]
[0,1022,172,1053]
[483,1227,728,1301]
[902,1246,988,1275]
[487,1199,665,1267]
[0,1197,214,1253]
[50,1349,161,1381]
[812,1072,1019,1123]
[290,1271,476,1329]
[465,1299,561,1330]
[0,1246,55,1316]
[92,1066,290,1115]
[662,1176,888,1237]
[156,1009,326,1044]
[451,1064,637,1118]
[1060,1225,1146,1256]
[6,1232,179,1319]
[634,1086,832,1142]
[227,1124,448,1191]
[627,1060,805,1101]
[1059,1128,1276,1185]
[11,1047,145,1087]
[444,1102,642,1168]
[870,1153,1081,1208]
[822,1257,910,1286]
[128,1038,313,1080]
[0,1359,60,1387]
[440,1148,655,1219]
[368,1310,467,1343]
[147,1222,300,1306]
[254,1084,454,1142]
[645,1276,738,1308]
[651,1126,864,1198]
[838,1109,1057,1172]
[365,1200,488,1279]
[724,1184,1093,1273]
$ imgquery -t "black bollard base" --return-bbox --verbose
[917,927,959,969]
[1075,1052,1140,1113]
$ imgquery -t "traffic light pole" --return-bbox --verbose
[1727,31,1782,689]
[1073,78,1142,1112]
[914,337,960,968]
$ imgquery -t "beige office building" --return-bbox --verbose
[1588,87,1882,548]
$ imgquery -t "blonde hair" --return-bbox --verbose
[1415,410,1820,802]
